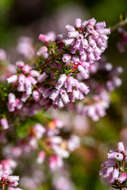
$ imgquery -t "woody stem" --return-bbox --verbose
[111,20,127,32]
[2,183,6,190]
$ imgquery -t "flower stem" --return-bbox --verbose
[111,20,127,32]
[2,183,5,190]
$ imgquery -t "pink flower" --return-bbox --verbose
[16,61,24,69]
[0,118,9,130]
[39,32,56,43]
[118,142,125,153]
[8,93,17,112]
[118,173,127,183]
[49,155,63,171]
[56,74,67,90]
[37,46,49,59]
[7,75,18,83]
[17,37,34,59]
[38,72,47,83]
[108,152,123,161]
[62,54,71,63]
[0,49,7,61]
[33,124,46,139]
[32,90,40,102]
[67,135,80,151]
[37,151,46,164]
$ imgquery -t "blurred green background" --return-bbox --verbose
[1,0,127,189]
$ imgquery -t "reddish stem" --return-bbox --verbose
[2,183,5,190]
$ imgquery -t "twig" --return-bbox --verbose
[111,20,127,32]
[2,183,5,190]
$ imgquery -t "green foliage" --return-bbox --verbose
[0,82,12,114]
[0,0,13,12]
[16,119,35,138]
[93,118,118,143]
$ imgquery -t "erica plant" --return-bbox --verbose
[0,16,126,190]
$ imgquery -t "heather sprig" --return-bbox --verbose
[0,16,125,190]
[6,18,110,113]
[100,142,127,189]
[0,159,22,190]
[4,118,80,171]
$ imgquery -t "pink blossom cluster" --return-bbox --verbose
[100,142,127,189]
[89,61,123,92]
[77,90,110,121]
[6,42,122,120]
[63,18,110,66]
[0,159,22,190]
[0,16,125,190]
[52,168,74,190]
[7,61,40,112]
[50,74,89,108]
[21,169,44,190]
[4,119,80,171]
[76,60,122,121]
[35,120,80,170]
[6,18,111,113]
[6,60,122,122]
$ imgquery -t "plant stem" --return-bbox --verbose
[2,183,5,190]
[111,20,127,32]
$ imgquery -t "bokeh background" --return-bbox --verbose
[1,0,127,189]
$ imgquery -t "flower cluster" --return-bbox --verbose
[75,59,122,121]
[52,168,74,190]
[21,169,44,190]
[100,142,127,189]
[63,18,110,65]
[6,18,111,114]
[0,16,125,190]
[7,61,40,112]
[4,119,80,171]
[77,90,110,121]
[0,159,22,190]
[50,74,89,108]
